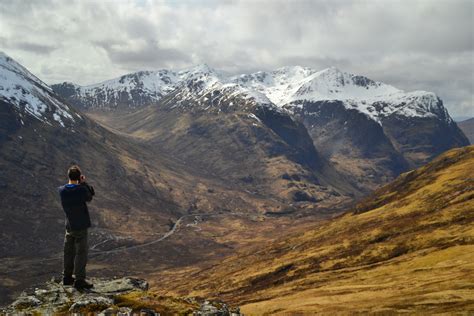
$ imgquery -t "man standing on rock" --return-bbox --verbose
[58,165,95,290]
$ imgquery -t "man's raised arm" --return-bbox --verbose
[80,175,95,202]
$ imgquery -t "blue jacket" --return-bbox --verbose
[58,182,95,230]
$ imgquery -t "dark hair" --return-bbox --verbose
[68,165,82,181]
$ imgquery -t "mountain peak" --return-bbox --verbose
[181,63,217,76]
[318,66,343,74]
[0,52,79,127]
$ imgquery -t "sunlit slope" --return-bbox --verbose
[158,145,474,314]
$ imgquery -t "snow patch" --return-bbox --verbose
[248,113,262,123]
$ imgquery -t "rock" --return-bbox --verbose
[98,306,119,316]
[118,307,134,316]
[1,277,148,314]
[292,190,318,202]
[11,295,42,309]
[139,308,160,316]
[193,300,242,316]
[69,296,113,312]
[99,306,133,316]
[93,277,149,293]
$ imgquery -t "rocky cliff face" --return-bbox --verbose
[288,98,468,190]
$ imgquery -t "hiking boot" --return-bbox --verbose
[63,276,75,286]
[74,279,94,290]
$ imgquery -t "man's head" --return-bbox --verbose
[68,165,82,181]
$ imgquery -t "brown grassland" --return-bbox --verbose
[150,145,474,314]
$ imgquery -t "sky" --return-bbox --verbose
[0,0,473,117]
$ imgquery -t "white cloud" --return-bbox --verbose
[0,0,472,116]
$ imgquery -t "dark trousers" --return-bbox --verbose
[63,228,88,281]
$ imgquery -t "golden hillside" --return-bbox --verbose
[155,145,474,314]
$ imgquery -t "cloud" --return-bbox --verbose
[14,41,58,54]
[0,0,472,116]
[0,37,58,55]
[94,39,191,70]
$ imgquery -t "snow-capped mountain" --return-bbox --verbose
[232,66,451,124]
[0,52,79,127]
[53,64,452,125]
[52,64,272,111]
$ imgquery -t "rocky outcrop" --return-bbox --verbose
[0,277,242,316]
[1,277,147,314]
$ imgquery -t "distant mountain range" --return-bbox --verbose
[52,64,456,124]
[52,63,469,191]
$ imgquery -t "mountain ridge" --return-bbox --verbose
[51,63,453,125]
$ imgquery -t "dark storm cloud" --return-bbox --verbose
[0,0,472,116]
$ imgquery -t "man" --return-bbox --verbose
[58,165,95,290]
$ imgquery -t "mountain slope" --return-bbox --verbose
[0,52,79,128]
[458,117,474,144]
[155,145,474,314]
[87,84,356,209]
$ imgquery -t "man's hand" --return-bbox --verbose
[80,175,86,183]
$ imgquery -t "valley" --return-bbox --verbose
[151,145,474,314]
